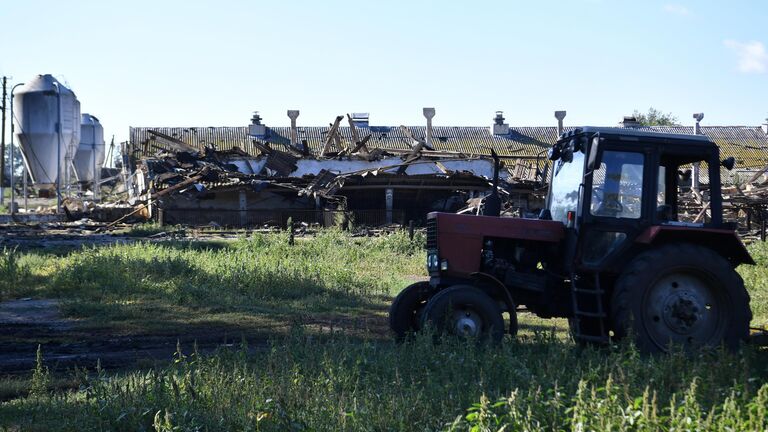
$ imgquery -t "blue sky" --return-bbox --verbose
[1,0,766,144]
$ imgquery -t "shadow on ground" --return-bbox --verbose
[0,240,394,375]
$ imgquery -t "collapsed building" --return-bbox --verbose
[126,110,547,227]
[125,110,768,230]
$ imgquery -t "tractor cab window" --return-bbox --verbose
[658,153,711,224]
[590,151,644,219]
[549,147,585,224]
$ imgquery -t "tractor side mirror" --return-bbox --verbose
[587,135,601,170]
[573,136,587,152]
[561,146,574,163]
[548,145,561,161]
[721,157,735,171]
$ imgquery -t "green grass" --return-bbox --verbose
[0,234,767,431]
[1,332,767,431]
[0,230,426,334]
[738,241,768,328]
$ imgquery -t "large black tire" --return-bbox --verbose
[389,281,435,340]
[421,285,505,344]
[610,243,751,353]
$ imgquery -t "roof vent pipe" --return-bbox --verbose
[423,107,435,148]
[554,110,567,136]
[762,118,768,136]
[492,111,509,135]
[351,113,369,128]
[287,110,300,147]
[620,116,641,128]
[248,111,266,139]
[691,112,704,192]
[693,113,704,135]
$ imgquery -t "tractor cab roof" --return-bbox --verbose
[560,127,716,149]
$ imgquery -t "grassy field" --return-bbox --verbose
[0,230,767,431]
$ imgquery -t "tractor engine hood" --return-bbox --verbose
[429,212,565,277]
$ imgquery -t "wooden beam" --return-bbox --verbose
[351,134,372,154]
[339,184,488,191]
[693,201,711,223]
[147,129,198,153]
[434,161,449,174]
[99,168,209,230]
[347,114,361,144]
[322,116,344,157]
[333,128,346,152]
[399,125,426,153]
[745,163,768,185]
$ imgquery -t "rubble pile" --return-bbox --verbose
[120,119,546,229]
[724,169,768,241]
[675,166,768,241]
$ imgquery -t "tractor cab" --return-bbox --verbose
[547,127,750,274]
[390,127,753,353]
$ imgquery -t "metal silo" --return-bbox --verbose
[74,114,105,200]
[14,74,81,196]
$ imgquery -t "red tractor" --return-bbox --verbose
[389,127,753,353]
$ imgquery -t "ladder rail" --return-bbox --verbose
[570,272,609,343]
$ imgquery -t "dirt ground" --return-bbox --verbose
[0,296,390,376]
[0,297,277,375]
[0,228,399,376]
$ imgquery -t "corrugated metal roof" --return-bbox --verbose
[634,126,768,168]
[129,126,554,159]
[129,125,768,167]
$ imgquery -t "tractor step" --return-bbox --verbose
[572,310,607,318]
[570,273,609,344]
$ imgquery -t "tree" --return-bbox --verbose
[632,107,680,126]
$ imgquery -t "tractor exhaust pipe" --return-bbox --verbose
[482,149,502,217]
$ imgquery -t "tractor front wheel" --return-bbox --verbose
[610,243,751,353]
[421,285,505,343]
[389,281,435,341]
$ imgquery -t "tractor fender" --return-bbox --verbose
[470,272,516,313]
[635,225,754,266]
[470,272,518,336]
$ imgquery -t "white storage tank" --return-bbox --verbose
[13,74,81,188]
[74,114,105,184]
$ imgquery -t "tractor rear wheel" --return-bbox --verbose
[421,285,505,344]
[388,281,435,340]
[610,243,751,353]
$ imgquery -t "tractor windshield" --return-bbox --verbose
[590,151,644,219]
[549,147,585,224]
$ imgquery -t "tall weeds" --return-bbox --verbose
[2,331,767,431]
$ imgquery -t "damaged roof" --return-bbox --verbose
[130,126,555,159]
[130,125,768,168]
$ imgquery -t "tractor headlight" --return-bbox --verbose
[427,253,439,270]
[440,259,449,271]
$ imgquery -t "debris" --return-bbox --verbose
[117,119,543,229]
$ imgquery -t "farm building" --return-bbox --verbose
[125,111,768,228]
